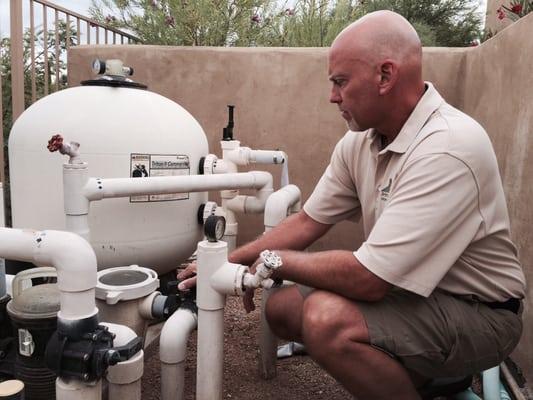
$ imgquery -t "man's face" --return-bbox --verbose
[328,46,380,132]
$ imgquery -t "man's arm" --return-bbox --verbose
[272,250,391,302]
[228,210,332,265]
[177,210,330,290]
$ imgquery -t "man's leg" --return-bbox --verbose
[265,287,421,399]
[301,290,421,399]
[264,285,304,342]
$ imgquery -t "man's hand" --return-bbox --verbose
[177,259,258,314]
[176,262,197,291]
[243,257,264,313]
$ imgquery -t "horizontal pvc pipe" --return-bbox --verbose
[84,171,272,201]
[160,308,198,400]
[0,228,98,320]
[250,150,286,165]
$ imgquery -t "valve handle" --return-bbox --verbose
[260,250,282,270]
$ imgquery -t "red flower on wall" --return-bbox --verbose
[511,3,523,13]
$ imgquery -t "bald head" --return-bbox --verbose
[327,11,425,136]
[331,11,422,76]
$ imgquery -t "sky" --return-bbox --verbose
[1,0,488,40]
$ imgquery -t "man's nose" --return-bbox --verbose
[330,86,341,103]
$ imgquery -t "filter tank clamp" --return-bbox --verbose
[45,322,142,382]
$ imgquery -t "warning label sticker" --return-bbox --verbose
[130,154,190,202]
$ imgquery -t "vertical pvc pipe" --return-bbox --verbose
[103,323,143,400]
[0,184,5,298]
[483,366,502,400]
[197,310,224,400]
[56,378,102,400]
[259,186,302,379]
[196,240,227,400]
[160,308,197,400]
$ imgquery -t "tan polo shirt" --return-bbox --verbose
[304,83,526,302]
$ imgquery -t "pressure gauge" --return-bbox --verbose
[204,215,226,242]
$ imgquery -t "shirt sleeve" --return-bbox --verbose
[354,153,483,297]
[303,135,361,225]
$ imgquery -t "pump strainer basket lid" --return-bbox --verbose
[6,267,60,320]
[7,284,60,320]
[96,265,159,305]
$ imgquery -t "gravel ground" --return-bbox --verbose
[141,291,352,400]
[139,290,528,400]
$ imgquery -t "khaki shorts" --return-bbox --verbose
[298,285,522,378]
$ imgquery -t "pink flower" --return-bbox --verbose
[510,2,523,14]
[251,14,261,23]
[497,7,506,19]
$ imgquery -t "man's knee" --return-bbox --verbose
[265,286,303,340]
[301,290,369,358]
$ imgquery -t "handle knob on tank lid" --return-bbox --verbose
[91,59,134,78]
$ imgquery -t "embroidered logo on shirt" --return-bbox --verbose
[380,178,392,201]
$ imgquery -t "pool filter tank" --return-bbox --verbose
[8,60,208,275]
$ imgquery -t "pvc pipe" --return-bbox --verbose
[197,309,224,400]
[500,362,527,400]
[103,323,144,400]
[483,366,502,400]
[225,186,274,214]
[160,308,197,400]
[258,185,302,378]
[56,378,102,400]
[0,228,98,321]
[452,388,482,400]
[83,171,273,201]
[196,240,228,400]
[63,163,91,240]
[0,182,5,227]
[259,287,281,379]
[0,184,5,299]
[264,185,302,229]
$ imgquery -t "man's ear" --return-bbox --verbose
[378,60,397,95]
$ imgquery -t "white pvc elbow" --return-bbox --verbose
[264,184,301,229]
[0,228,98,320]
[225,171,273,214]
[159,308,197,364]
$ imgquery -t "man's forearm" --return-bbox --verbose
[228,210,330,266]
[274,249,391,302]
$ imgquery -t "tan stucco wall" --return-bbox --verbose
[68,13,533,381]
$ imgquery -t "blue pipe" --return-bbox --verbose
[453,387,483,400]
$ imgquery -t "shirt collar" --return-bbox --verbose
[378,82,444,154]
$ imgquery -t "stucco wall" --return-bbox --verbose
[68,14,533,381]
